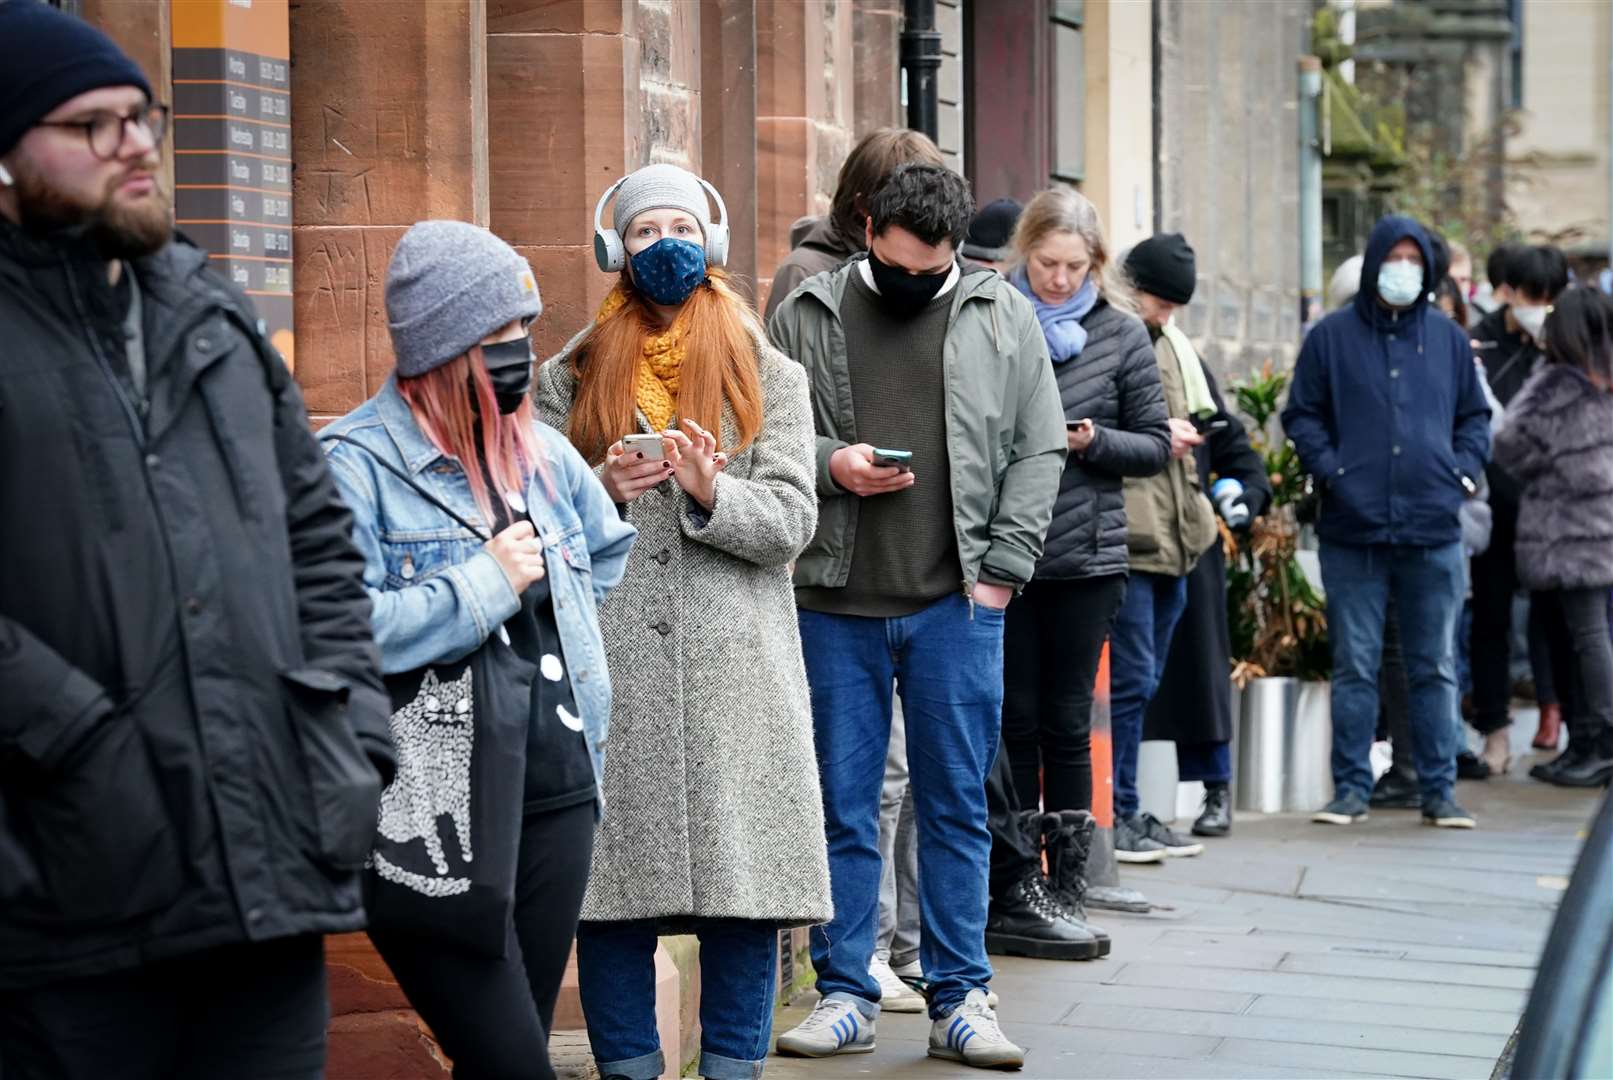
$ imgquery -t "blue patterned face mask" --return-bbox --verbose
[629,238,708,305]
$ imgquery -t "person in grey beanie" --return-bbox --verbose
[320,219,636,1080]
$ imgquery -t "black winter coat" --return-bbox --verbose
[1035,299,1171,580]
[1146,369,1273,746]
[1470,305,1539,521]
[1493,364,1613,591]
[0,223,394,990]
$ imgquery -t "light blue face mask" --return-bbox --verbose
[1377,259,1425,307]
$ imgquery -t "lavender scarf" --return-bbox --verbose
[1011,270,1098,364]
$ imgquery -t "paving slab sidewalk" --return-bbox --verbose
[769,731,1600,1080]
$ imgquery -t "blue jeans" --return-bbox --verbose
[1109,572,1190,819]
[1177,740,1232,784]
[797,592,1002,1019]
[576,918,778,1080]
[1320,541,1465,804]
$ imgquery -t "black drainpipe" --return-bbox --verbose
[901,0,942,140]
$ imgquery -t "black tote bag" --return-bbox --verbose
[325,435,535,959]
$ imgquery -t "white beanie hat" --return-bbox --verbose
[612,163,713,239]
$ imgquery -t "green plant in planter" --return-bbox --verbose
[1226,362,1330,684]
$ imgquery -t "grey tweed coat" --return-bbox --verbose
[535,328,832,927]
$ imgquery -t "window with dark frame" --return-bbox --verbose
[1051,0,1085,184]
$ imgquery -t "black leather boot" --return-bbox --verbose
[985,871,1102,960]
[1041,810,1113,957]
[1546,739,1613,788]
[1192,783,1232,837]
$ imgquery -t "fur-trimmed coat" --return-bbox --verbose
[535,328,832,927]
[1493,363,1613,591]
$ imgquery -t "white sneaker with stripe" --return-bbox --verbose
[928,988,1025,1070]
[774,996,876,1058]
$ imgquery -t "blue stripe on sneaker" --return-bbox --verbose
[961,1030,975,1049]
[948,1016,965,1049]
[848,1014,859,1043]
[835,1018,848,1044]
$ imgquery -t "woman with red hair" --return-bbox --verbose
[321,220,635,1080]
[537,164,830,1080]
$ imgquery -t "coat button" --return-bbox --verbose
[656,548,671,565]
[577,670,589,683]
[145,453,160,469]
[246,907,264,925]
[1390,368,1400,378]
[655,621,672,636]
[186,597,202,615]
[1392,446,1402,456]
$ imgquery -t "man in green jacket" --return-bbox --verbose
[1109,233,1221,859]
[768,164,1065,1071]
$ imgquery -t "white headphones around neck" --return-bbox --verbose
[592,173,730,273]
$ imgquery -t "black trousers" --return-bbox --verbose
[371,800,596,1080]
[1002,574,1128,813]
[1532,589,1613,753]
[0,936,327,1080]
[986,735,1043,901]
[1469,509,1519,733]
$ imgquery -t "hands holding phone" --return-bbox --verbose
[1166,417,1205,460]
[602,434,676,503]
[664,418,727,510]
[829,443,917,497]
[1066,418,1096,453]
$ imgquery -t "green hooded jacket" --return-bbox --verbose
[767,258,1068,596]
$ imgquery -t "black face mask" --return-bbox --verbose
[477,338,535,415]
[867,249,951,318]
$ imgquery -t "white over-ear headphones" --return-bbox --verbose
[593,173,730,273]
[0,163,13,187]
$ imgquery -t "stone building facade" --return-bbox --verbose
[1156,0,1308,374]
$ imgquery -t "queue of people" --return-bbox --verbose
[5,7,1612,1079]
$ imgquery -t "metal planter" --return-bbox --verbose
[1234,677,1333,813]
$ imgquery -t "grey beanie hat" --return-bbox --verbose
[385,220,543,378]
[612,163,712,238]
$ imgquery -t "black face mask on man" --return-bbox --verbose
[867,249,951,318]
[477,338,535,415]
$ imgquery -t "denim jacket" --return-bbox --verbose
[320,377,636,803]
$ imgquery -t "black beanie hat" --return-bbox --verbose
[0,2,154,158]
[1125,232,1197,305]
[961,198,1023,263]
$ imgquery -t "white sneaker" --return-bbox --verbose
[892,959,999,1008]
[928,988,1024,1070]
[870,955,926,1012]
[775,996,875,1058]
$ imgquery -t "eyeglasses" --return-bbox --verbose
[34,104,171,161]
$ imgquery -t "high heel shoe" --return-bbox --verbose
[1532,704,1563,750]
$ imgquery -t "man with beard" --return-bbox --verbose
[0,7,394,1078]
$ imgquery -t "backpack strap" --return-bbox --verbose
[321,434,490,541]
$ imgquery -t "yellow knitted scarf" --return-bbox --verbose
[597,286,687,433]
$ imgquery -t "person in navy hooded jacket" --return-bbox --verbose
[1282,215,1492,830]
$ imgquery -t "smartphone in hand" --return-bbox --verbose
[872,448,913,473]
[622,433,666,460]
